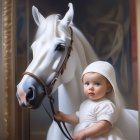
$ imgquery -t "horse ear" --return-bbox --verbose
[61,3,74,26]
[32,6,45,26]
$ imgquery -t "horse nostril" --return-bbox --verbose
[26,88,35,101]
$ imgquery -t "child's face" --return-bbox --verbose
[82,72,112,101]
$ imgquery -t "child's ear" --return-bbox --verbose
[107,83,112,93]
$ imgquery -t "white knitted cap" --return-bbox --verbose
[82,61,124,110]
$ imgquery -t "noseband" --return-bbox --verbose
[22,27,73,140]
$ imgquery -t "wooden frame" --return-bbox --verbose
[0,0,139,140]
[0,0,16,139]
[0,0,30,140]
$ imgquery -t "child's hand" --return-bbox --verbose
[54,111,64,121]
[55,111,79,125]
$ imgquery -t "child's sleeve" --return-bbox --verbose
[95,101,118,126]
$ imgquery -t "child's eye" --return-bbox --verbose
[85,82,89,85]
[94,82,100,86]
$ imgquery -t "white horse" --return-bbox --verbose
[16,3,139,140]
[16,3,97,140]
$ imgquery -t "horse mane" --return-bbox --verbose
[71,25,98,66]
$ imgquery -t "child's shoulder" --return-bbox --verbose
[98,98,115,106]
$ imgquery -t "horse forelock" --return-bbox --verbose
[31,14,61,52]
[35,14,60,40]
[29,14,62,62]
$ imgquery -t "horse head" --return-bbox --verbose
[16,3,77,108]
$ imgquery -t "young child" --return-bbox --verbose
[54,61,125,140]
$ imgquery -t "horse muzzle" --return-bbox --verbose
[16,82,46,109]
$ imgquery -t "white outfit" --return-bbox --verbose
[74,61,139,140]
[74,98,125,140]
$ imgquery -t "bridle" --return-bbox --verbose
[22,27,73,140]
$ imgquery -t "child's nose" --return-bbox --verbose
[89,84,94,90]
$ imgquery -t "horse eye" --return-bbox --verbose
[55,44,65,51]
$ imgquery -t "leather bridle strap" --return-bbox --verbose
[48,96,73,140]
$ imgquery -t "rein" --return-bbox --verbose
[22,27,73,140]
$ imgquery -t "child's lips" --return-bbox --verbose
[89,92,95,96]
